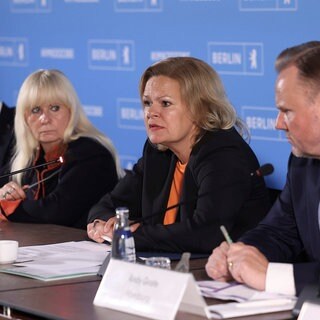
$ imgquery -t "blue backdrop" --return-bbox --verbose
[0,0,317,189]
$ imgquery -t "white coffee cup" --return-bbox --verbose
[0,240,19,264]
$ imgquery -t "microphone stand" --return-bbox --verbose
[0,157,63,179]
[129,193,209,226]
[129,163,274,226]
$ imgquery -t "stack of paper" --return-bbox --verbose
[197,280,296,319]
[0,241,111,281]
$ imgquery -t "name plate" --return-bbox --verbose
[94,258,209,320]
[298,301,320,320]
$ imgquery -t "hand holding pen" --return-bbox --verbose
[220,225,234,270]
[205,225,234,281]
[206,225,269,291]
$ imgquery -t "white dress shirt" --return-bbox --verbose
[266,262,296,296]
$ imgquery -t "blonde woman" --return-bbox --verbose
[0,69,122,229]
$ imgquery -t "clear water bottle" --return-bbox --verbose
[111,207,136,263]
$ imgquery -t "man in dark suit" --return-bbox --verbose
[0,102,15,170]
[205,41,320,296]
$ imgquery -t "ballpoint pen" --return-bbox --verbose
[220,225,233,244]
[220,225,234,270]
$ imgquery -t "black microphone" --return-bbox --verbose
[129,198,198,226]
[26,168,62,190]
[250,163,274,177]
[129,194,208,226]
[0,156,63,179]
[130,163,274,226]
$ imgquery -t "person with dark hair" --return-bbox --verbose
[0,102,15,172]
[87,57,270,253]
[206,41,320,295]
[0,69,122,228]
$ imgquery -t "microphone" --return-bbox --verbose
[0,156,64,179]
[129,195,206,226]
[130,163,274,226]
[26,168,62,190]
[250,163,274,177]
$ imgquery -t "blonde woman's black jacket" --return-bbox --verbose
[0,137,118,229]
[0,102,15,170]
[88,128,270,253]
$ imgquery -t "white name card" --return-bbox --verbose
[298,301,320,320]
[93,258,209,320]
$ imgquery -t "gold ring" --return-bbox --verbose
[228,261,233,269]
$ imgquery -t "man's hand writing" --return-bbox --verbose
[205,241,232,281]
[226,242,268,291]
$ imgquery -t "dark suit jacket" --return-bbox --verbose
[240,154,320,294]
[88,128,270,253]
[0,102,15,170]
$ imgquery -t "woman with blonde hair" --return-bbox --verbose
[0,69,122,229]
[87,57,270,253]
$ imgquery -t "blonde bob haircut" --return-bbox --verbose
[139,57,248,149]
[12,69,123,184]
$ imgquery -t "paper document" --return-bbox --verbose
[0,241,111,281]
[207,299,296,319]
[197,280,296,319]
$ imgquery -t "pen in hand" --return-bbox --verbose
[220,225,234,274]
[220,225,233,244]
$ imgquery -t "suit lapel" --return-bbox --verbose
[143,147,176,224]
[305,159,320,258]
